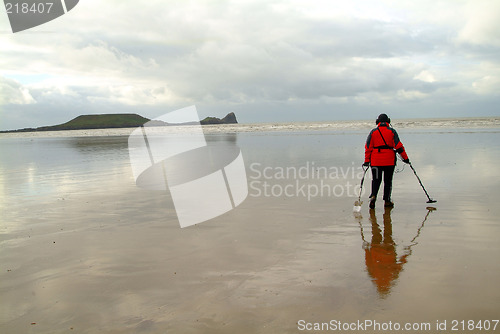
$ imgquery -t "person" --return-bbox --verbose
[363,114,409,209]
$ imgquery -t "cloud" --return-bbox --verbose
[59,42,157,74]
[471,62,500,95]
[0,77,36,105]
[457,0,500,47]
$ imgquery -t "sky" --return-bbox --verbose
[1,0,499,130]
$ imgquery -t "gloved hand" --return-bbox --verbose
[403,159,410,164]
[363,162,370,167]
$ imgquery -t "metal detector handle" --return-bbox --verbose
[360,165,369,188]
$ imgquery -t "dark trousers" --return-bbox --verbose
[370,165,395,201]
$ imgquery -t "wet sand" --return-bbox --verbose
[1,124,499,333]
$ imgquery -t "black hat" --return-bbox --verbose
[376,113,391,124]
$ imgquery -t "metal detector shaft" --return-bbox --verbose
[409,164,436,203]
[358,166,369,202]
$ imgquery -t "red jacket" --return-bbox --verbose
[365,123,408,166]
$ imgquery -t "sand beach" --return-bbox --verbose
[1,119,499,333]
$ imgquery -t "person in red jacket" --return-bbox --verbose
[364,114,409,209]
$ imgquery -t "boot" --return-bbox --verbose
[369,196,376,209]
[384,200,394,208]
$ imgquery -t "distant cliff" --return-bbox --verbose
[1,112,238,132]
[200,112,238,125]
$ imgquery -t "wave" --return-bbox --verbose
[1,117,499,138]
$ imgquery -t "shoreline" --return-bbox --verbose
[0,116,499,139]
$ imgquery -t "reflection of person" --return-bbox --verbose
[364,208,409,297]
[363,114,409,209]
